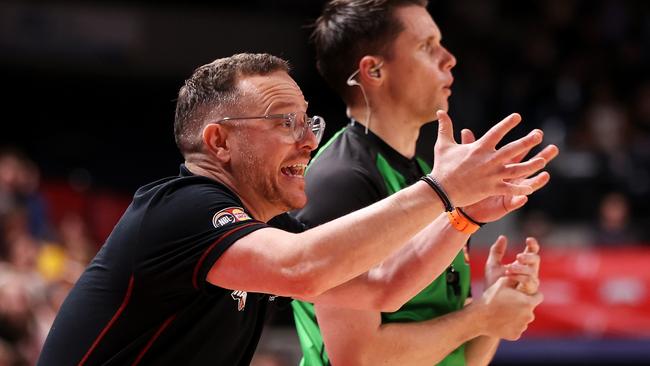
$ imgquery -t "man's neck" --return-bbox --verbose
[348,104,422,159]
[184,158,278,222]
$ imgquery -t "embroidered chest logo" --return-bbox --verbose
[212,207,252,228]
[231,290,248,311]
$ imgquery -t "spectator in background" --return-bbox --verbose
[37,213,94,285]
[0,149,97,366]
[0,149,50,241]
[0,205,49,366]
[593,191,640,246]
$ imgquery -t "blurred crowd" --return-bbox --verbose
[0,149,96,366]
[440,0,650,246]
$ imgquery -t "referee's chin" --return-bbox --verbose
[429,103,450,122]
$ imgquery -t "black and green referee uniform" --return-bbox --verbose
[293,121,471,366]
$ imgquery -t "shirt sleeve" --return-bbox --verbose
[136,183,268,293]
[268,212,307,233]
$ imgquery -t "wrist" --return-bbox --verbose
[463,300,490,336]
[420,175,454,212]
[457,207,486,227]
[414,179,447,214]
[420,175,482,234]
[447,208,480,234]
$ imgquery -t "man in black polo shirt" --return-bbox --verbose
[38,53,548,365]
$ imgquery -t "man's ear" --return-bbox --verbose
[358,55,384,86]
[202,123,230,162]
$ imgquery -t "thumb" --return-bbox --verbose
[495,275,518,289]
[524,237,540,254]
[531,291,544,306]
[504,195,528,212]
[436,110,456,145]
[487,235,508,266]
[461,128,476,144]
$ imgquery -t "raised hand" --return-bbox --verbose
[431,111,548,208]
[473,277,542,340]
[460,128,559,223]
[484,236,541,295]
[509,237,541,295]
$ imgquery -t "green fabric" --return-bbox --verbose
[376,153,470,366]
[308,127,347,168]
[292,301,329,366]
[292,131,471,366]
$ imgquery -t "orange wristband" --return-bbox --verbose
[447,208,480,234]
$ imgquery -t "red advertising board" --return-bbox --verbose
[469,246,650,337]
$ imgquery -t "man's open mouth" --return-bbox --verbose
[281,164,307,177]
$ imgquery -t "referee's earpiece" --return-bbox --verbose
[346,61,384,86]
[368,62,383,78]
[346,76,360,87]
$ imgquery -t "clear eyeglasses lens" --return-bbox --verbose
[292,113,325,144]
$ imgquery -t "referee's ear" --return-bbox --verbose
[202,123,230,163]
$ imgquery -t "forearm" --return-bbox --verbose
[464,336,500,366]
[294,180,445,295]
[318,303,487,366]
[304,213,470,310]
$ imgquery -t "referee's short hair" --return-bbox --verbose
[311,0,428,103]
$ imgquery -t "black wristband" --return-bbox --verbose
[420,175,454,212]
[457,207,486,227]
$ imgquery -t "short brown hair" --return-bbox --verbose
[311,0,428,102]
[174,53,290,155]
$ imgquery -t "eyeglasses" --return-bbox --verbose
[212,112,326,144]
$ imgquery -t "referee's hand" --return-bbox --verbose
[431,110,548,208]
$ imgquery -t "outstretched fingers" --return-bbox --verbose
[478,113,523,148]
[461,128,476,144]
[487,235,508,267]
[496,129,544,163]
[436,110,457,146]
[534,144,559,165]
[502,157,547,180]
[516,172,551,193]
[498,181,535,196]
[524,237,541,255]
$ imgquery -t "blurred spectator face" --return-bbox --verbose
[2,207,30,242]
[383,5,456,123]
[0,154,21,193]
[8,235,39,271]
[0,279,31,323]
[587,103,627,154]
[0,150,39,197]
[15,159,40,197]
[599,192,629,231]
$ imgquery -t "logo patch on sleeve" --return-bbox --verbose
[212,207,252,228]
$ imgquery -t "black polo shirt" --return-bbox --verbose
[38,165,303,366]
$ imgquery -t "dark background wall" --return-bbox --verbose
[2,0,649,233]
